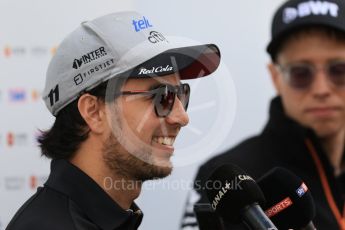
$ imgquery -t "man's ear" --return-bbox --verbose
[267,62,282,95]
[77,94,106,134]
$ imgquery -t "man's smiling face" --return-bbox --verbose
[103,74,190,180]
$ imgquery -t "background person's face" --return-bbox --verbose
[103,74,190,180]
[269,31,345,138]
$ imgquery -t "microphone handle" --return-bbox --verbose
[300,221,316,230]
[242,203,278,230]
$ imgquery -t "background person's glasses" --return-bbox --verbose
[117,83,190,117]
[276,61,345,89]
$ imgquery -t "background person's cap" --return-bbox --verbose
[266,0,345,57]
[43,11,221,116]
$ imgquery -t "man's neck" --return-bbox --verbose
[320,129,345,176]
[70,139,141,210]
[99,172,142,210]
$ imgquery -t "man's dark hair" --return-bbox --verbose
[270,25,345,63]
[38,78,126,159]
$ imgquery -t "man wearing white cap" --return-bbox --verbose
[6,11,220,230]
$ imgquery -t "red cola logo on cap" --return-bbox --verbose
[138,65,173,76]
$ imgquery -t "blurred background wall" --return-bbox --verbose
[0,0,285,229]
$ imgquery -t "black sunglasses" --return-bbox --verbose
[117,83,190,117]
[277,61,345,89]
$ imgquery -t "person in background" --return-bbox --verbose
[6,11,220,230]
[181,0,345,229]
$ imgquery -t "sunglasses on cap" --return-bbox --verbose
[276,60,345,89]
[117,83,190,117]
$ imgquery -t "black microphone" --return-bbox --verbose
[205,164,278,230]
[257,167,316,230]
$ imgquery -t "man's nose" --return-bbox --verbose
[165,96,189,127]
[310,70,332,99]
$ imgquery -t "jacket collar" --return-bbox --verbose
[45,159,143,230]
[263,96,339,173]
[264,96,310,141]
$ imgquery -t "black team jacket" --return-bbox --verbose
[6,159,143,230]
[181,97,345,230]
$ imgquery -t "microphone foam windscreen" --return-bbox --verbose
[257,167,315,229]
[205,164,266,223]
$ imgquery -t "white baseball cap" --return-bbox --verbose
[43,11,221,116]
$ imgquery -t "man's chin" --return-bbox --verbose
[311,122,343,138]
[134,159,172,181]
[142,163,173,181]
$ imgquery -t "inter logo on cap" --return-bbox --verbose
[283,1,339,24]
[72,47,107,69]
